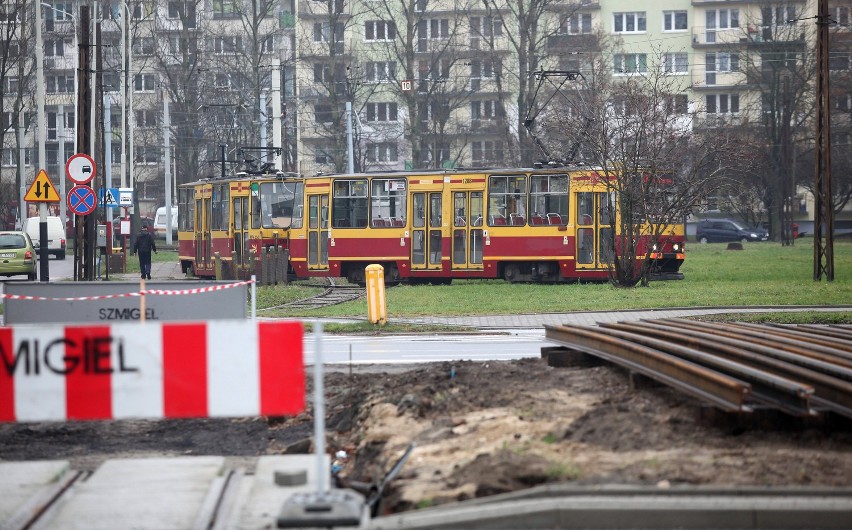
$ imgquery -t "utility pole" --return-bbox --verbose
[814,0,834,281]
[75,5,91,281]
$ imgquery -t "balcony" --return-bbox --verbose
[547,33,599,53]
[690,68,745,89]
[692,26,748,46]
[695,114,744,129]
[44,56,77,71]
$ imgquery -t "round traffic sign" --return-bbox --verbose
[67,185,98,216]
[66,153,96,185]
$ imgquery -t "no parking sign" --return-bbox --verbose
[67,185,97,216]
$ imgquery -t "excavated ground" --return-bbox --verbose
[1,358,851,515]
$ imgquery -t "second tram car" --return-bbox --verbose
[177,166,685,283]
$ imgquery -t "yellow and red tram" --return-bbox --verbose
[177,167,685,283]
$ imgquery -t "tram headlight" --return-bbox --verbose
[672,243,681,252]
[652,243,658,251]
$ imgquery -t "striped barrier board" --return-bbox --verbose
[0,320,304,422]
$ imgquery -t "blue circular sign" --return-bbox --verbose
[67,185,97,216]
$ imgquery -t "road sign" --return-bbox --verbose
[67,185,97,216]
[118,187,133,206]
[66,153,96,185]
[401,79,413,92]
[24,169,60,202]
[99,187,119,208]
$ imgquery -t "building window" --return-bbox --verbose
[212,36,243,54]
[471,100,499,124]
[614,53,647,74]
[830,52,850,71]
[313,22,344,43]
[560,13,592,34]
[314,104,333,124]
[132,1,153,19]
[469,15,502,37]
[135,110,158,128]
[365,102,397,122]
[706,94,740,114]
[167,1,196,26]
[835,6,851,26]
[46,75,74,94]
[133,73,156,92]
[44,39,66,57]
[613,12,646,33]
[132,36,155,55]
[211,0,237,18]
[706,52,740,72]
[418,18,449,40]
[214,73,231,89]
[470,58,501,79]
[705,9,739,30]
[134,145,159,165]
[365,61,396,82]
[662,52,688,73]
[665,94,689,115]
[365,20,396,41]
[366,144,399,163]
[663,11,687,31]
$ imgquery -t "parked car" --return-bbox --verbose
[696,219,770,243]
[0,231,37,280]
[23,216,66,259]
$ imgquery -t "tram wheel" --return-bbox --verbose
[503,264,521,283]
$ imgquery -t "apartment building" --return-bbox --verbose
[6,0,849,229]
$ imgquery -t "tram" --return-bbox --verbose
[176,165,685,283]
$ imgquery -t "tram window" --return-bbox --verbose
[251,194,261,229]
[211,184,229,230]
[529,174,568,226]
[259,181,303,229]
[371,178,407,228]
[488,175,526,226]
[413,194,425,228]
[429,193,441,227]
[333,179,368,228]
[178,188,194,231]
[577,192,594,225]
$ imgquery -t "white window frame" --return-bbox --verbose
[613,53,647,74]
[365,20,396,42]
[662,52,688,74]
[365,102,398,122]
[613,12,646,34]
[560,13,592,35]
[662,10,687,32]
[133,73,156,92]
[366,142,398,163]
[365,61,396,83]
[419,18,449,40]
[705,93,740,114]
[212,36,243,54]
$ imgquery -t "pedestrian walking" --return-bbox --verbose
[132,225,157,280]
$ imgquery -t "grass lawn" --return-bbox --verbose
[260,239,852,318]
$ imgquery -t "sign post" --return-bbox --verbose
[24,169,61,282]
[66,154,97,281]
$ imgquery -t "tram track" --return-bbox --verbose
[258,277,366,312]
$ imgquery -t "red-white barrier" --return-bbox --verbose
[0,320,304,422]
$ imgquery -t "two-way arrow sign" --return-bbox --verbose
[24,169,60,202]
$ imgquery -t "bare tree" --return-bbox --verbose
[1,1,34,227]
[358,0,477,169]
[542,51,740,287]
[480,0,574,166]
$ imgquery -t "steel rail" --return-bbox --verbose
[612,320,852,417]
[718,321,852,358]
[788,324,852,342]
[655,319,852,377]
[596,324,814,416]
[544,325,751,412]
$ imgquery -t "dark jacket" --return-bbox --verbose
[133,231,157,254]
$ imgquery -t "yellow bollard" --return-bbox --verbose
[365,264,387,325]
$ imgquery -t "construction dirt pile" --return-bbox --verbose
[1,357,851,515]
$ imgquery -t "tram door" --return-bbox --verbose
[575,191,614,270]
[451,191,484,271]
[307,193,329,270]
[411,192,442,271]
[197,189,212,269]
[233,196,248,265]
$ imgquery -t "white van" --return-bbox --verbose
[24,216,66,260]
[154,206,178,238]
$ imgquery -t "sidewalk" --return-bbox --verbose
[107,259,185,281]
